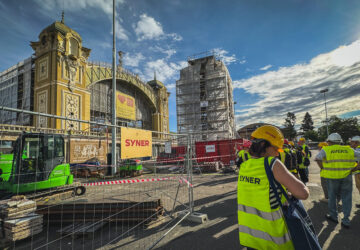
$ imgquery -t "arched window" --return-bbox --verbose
[69,38,79,57]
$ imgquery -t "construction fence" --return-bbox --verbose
[0,106,194,250]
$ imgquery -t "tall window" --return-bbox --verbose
[69,38,79,57]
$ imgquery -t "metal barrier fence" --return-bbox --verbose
[0,107,193,250]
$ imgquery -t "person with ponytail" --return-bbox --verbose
[237,125,309,250]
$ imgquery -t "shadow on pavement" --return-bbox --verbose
[306,200,336,246]
[157,197,241,250]
[195,176,238,188]
[193,190,237,210]
[326,209,360,250]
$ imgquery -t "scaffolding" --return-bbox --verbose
[176,55,235,141]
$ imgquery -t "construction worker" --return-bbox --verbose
[288,141,300,178]
[237,140,252,168]
[238,125,309,249]
[298,138,311,184]
[318,142,329,202]
[349,136,360,208]
[315,133,360,228]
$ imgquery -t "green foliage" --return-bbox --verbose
[301,112,314,132]
[304,130,319,141]
[328,116,359,142]
[283,112,297,140]
[317,116,359,142]
[317,126,328,141]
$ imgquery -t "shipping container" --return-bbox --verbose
[195,138,250,166]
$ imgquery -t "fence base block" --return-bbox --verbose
[179,211,208,224]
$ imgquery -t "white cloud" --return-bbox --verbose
[35,0,129,40]
[98,42,111,49]
[113,19,129,40]
[149,46,177,59]
[123,52,145,67]
[167,33,183,41]
[166,83,176,90]
[133,14,182,42]
[213,48,239,65]
[144,59,187,83]
[234,40,360,129]
[260,64,272,71]
[36,0,124,15]
[134,14,164,41]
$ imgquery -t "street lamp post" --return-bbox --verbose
[320,88,329,138]
[111,0,117,175]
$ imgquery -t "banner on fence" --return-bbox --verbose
[116,91,136,120]
[121,127,152,159]
[205,144,216,153]
[165,141,172,154]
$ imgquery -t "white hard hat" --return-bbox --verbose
[350,136,360,142]
[327,133,343,143]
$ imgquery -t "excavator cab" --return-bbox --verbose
[1,133,73,194]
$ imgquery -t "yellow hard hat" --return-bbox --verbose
[299,138,305,142]
[318,142,328,148]
[251,125,284,149]
[289,141,295,146]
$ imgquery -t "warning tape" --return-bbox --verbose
[180,177,193,187]
[81,176,193,187]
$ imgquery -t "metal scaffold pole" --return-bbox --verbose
[111,0,117,175]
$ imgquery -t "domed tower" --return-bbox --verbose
[30,13,91,131]
[147,72,170,138]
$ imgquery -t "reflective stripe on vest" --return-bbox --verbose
[323,159,355,163]
[321,145,355,179]
[238,204,283,221]
[239,225,291,245]
[238,157,293,250]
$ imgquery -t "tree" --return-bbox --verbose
[317,126,328,141]
[304,130,319,141]
[301,112,314,132]
[318,116,360,143]
[328,116,359,143]
[283,112,297,140]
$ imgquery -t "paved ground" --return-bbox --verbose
[157,151,360,250]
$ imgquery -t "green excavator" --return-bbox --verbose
[0,133,85,198]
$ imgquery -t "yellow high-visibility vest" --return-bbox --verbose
[298,144,309,169]
[321,145,355,179]
[238,150,251,162]
[238,157,294,250]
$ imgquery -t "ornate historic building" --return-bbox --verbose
[30,17,91,131]
[0,16,170,136]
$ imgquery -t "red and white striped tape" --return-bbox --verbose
[81,176,194,187]
[180,177,193,187]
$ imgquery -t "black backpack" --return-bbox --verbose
[291,151,298,168]
[296,149,303,165]
[284,151,292,170]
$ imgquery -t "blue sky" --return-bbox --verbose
[1,0,360,132]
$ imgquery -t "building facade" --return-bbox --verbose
[176,55,235,141]
[0,57,34,125]
[0,17,169,136]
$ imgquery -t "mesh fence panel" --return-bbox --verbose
[0,108,192,250]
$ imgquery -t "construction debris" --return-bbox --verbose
[57,221,108,239]
[0,196,43,241]
[37,199,164,226]
[196,162,224,173]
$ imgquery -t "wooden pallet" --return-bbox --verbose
[57,221,107,239]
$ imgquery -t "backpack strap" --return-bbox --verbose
[264,157,291,204]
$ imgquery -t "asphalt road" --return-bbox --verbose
[156,151,360,250]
